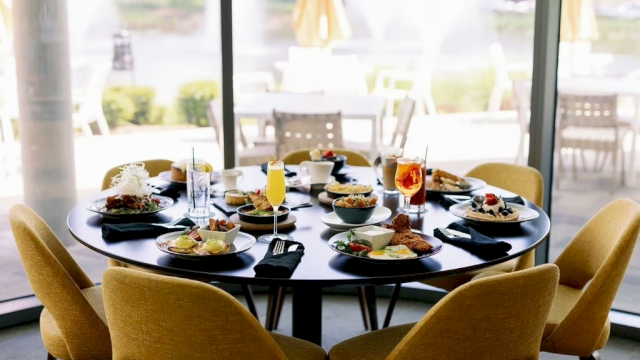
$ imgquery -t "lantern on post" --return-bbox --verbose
[112,29,133,71]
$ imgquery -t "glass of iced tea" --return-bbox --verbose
[395,157,424,214]
[380,147,403,194]
[409,163,427,213]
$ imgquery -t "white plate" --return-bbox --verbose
[86,195,174,218]
[425,176,487,194]
[156,231,256,259]
[449,202,540,224]
[287,175,335,187]
[327,230,443,263]
[158,170,221,185]
[320,206,392,231]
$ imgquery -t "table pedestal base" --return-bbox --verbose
[292,286,323,345]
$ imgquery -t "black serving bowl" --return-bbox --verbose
[317,155,346,175]
[332,199,376,224]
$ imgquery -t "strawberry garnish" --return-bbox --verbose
[485,193,498,206]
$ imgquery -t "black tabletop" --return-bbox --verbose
[68,166,550,288]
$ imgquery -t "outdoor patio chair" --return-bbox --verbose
[72,61,111,136]
[474,198,640,360]
[103,267,327,360]
[555,93,630,193]
[273,110,343,159]
[487,42,531,114]
[382,162,544,328]
[513,79,532,165]
[329,264,559,360]
[207,100,275,166]
[372,68,436,119]
[9,204,112,360]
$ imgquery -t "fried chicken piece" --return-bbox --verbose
[389,232,433,252]
[249,193,272,211]
[390,214,412,232]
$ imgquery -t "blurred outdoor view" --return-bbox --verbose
[1,0,640,315]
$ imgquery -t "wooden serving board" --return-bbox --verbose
[318,192,379,207]
[229,214,297,232]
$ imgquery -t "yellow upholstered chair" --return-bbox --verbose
[540,198,639,360]
[382,163,544,328]
[329,264,559,360]
[102,267,326,360]
[102,159,172,268]
[9,204,111,360]
[281,148,372,166]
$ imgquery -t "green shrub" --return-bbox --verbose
[102,86,156,127]
[176,80,219,127]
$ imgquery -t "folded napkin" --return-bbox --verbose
[261,163,297,177]
[212,197,240,216]
[254,240,305,278]
[433,223,512,260]
[150,183,181,199]
[102,218,196,241]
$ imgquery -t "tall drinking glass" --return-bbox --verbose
[186,163,210,218]
[258,161,293,243]
[380,147,403,194]
[395,158,424,214]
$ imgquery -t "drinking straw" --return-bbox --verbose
[424,145,428,162]
[191,148,196,209]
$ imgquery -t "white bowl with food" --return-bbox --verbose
[353,225,395,250]
[324,181,374,199]
[197,219,241,245]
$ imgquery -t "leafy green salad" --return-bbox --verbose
[333,229,373,257]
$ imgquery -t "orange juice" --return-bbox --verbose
[266,162,286,207]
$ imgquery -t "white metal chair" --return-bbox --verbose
[556,93,630,193]
[72,61,111,136]
[487,42,531,114]
[513,79,532,165]
[372,68,436,119]
[273,110,343,159]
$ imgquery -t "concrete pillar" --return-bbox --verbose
[13,0,77,244]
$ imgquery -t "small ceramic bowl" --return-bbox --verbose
[197,225,241,245]
[332,199,376,224]
[318,154,346,175]
[353,225,395,250]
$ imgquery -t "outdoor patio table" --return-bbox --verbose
[233,93,386,159]
[67,165,550,346]
[558,76,640,185]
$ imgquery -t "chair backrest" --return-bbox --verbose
[513,79,532,131]
[103,267,289,360]
[556,93,618,128]
[543,198,640,355]
[387,264,559,360]
[76,61,111,120]
[466,162,544,270]
[281,148,371,166]
[9,204,112,359]
[391,96,416,149]
[101,159,173,191]
[273,110,343,159]
[489,42,510,84]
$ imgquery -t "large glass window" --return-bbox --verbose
[550,0,640,314]
[0,0,222,302]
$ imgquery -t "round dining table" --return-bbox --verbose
[68,165,550,346]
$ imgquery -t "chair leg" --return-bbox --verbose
[572,149,578,181]
[363,286,378,331]
[357,287,371,331]
[47,353,56,360]
[265,286,282,331]
[579,351,601,360]
[383,283,402,328]
[273,286,285,330]
[612,148,618,194]
[241,284,259,322]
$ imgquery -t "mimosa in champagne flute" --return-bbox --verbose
[258,160,293,243]
[395,157,424,214]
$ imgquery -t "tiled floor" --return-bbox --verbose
[0,294,639,359]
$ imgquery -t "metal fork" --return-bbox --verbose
[272,240,286,255]
[151,218,189,229]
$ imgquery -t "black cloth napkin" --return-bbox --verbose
[433,222,512,260]
[212,197,240,216]
[260,163,297,177]
[254,240,305,278]
[150,184,181,199]
[102,218,196,241]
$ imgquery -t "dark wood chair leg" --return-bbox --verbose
[273,286,286,330]
[357,287,371,331]
[265,286,280,331]
[241,284,259,321]
[383,283,402,328]
[47,354,56,360]
[363,286,378,331]
[580,351,601,360]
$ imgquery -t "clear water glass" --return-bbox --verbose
[186,164,210,218]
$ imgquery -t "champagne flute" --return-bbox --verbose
[258,161,293,243]
[395,157,424,214]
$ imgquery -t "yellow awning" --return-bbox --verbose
[293,0,351,48]
[560,0,599,42]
